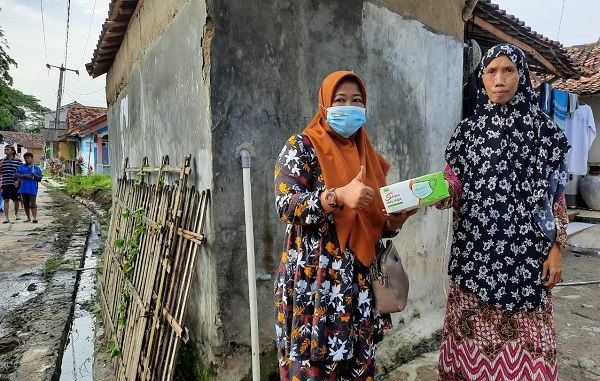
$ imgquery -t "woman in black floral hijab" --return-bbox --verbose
[437,44,570,380]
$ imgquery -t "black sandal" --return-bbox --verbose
[32,220,38,224]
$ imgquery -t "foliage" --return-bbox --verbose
[0,25,49,131]
[174,341,218,381]
[64,173,112,196]
[107,337,122,359]
[42,257,70,277]
[0,25,16,86]
[108,206,147,358]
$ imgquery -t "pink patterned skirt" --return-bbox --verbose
[438,282,558,381]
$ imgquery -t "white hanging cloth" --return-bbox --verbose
[564,104,596,175]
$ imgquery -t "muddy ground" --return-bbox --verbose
[0,184,91,380]
[382,247,600,381]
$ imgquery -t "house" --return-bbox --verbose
[0,131,45,162]
[85,0,583,378]
[77,112,110,175]
[59,106,108,174]
[42,101,82,159]
[553,42,600,165]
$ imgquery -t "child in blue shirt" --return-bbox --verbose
[15,152,43,223]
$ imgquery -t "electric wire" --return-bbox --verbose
[64,86,105,96]
[39,0,49,64]
[78,0,98,70]
[556,0,566,41]
[64,0,72,65]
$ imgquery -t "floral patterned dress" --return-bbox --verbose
[438,164,569,381]
[274,134,388,381]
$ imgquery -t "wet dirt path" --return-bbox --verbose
[0,184,91,380]
[381,249,600,381]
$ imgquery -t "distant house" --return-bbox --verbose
[75,112,110,174]
[553,42,600,165]
[0,131,45,162]
[51,106,107,174]
[42,101,82,158]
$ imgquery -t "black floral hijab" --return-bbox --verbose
[445,44,570,311]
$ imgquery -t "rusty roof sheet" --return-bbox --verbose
[0,131,45,148]
[470,0,586,79]
[552,42,600,95]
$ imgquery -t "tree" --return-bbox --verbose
[0,24,48,131]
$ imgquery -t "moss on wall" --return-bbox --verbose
[240,347,279,381]
[174,341,218,381]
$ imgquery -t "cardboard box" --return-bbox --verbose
[380,171,450,213]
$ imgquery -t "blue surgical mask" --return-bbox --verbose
[325,105,366,138]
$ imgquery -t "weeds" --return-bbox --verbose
[64,174,112,197]
[42,257,70,277]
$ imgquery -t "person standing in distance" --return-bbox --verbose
[0,146,23,223]
[15,152,43,223]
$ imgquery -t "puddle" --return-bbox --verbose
[0,272,46,336]
[59,218,103,381]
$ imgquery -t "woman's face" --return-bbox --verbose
[482,55,520,105]
[331,80,365,107]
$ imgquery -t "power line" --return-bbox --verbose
[78,0,98,70]
[556,0,566,41]
[64,0,72,65]
[64,86,105,96]
[39,0,48,64]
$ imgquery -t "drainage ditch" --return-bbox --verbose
[57,218,103,381]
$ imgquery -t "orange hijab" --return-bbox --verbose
[304,71,389,266]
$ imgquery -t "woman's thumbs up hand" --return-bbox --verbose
[337,166,375,210]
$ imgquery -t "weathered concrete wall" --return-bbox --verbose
[581,94,600,164]
[208,0,462,377]
[106,0,220,366]
[379,0,464,40]
[105,0,463,377]
[105,0,194,106]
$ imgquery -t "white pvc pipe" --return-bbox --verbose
[240,149,261,381]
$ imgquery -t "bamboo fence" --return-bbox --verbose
[100,155,209,381]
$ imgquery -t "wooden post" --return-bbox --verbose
[471,15,563,77]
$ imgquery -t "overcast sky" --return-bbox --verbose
[0,0,599,110]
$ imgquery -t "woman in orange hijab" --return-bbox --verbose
[274,71,416,380]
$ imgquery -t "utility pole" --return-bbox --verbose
[47,64,79,129]
[46,64,78,157]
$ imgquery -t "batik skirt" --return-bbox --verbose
[438,282,558,381]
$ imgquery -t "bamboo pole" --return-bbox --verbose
[165,190,209,380]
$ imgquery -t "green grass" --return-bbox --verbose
[43,257,71,276]
[64,174,112,196]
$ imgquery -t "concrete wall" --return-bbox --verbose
[581,94,600,164]
[208,0,462,377]
[105,0,463,378]
[105,0,220,366]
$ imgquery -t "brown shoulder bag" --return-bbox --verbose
[370,240,410,314]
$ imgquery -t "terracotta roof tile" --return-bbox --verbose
[553,42,600,95]
[66,106,108,135]
[0,131,45,148]
[471,1,585,79]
